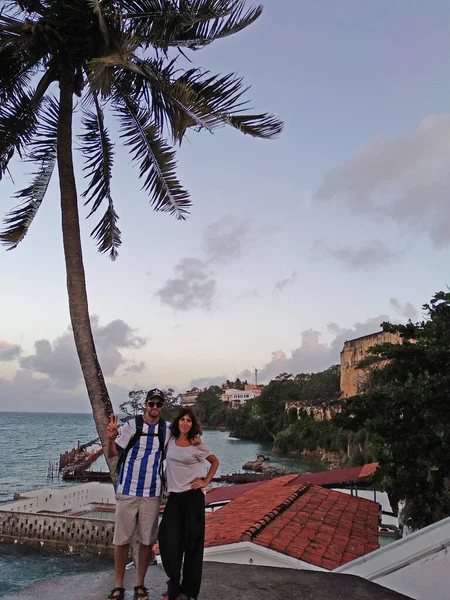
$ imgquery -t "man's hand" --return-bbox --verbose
[191,477,207,490]
[107,414,119,440]
[191,435,202,446]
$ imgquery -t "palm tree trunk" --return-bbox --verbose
[57,71,117,482]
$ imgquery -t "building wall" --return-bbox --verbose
[4,482,115,514]
[375,548,450,600]
[203,541,325,571]
[340,332,401,398]
[335,515,450,600]
[0,510,115,556]
[181,390,202,406]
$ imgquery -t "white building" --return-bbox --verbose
[181,389,202,406]
[221,388,257,408]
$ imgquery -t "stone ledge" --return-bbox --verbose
[3,561,413,600]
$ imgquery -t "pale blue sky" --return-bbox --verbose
[1,0,450,411]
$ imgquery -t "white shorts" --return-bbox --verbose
[113,494,160,546]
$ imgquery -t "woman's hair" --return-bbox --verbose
[170,407,203,440]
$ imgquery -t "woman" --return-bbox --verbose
[158,407,219,600]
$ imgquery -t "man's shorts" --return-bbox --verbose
[113,494,160,546]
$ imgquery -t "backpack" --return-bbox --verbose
[116,416,167,484]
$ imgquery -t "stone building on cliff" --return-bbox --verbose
[340,331,402,398]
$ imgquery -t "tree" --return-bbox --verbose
[160,388,182,422]
[223,377,247,390]
[257,379,300,438]
[337,291,450,530]
[119,389,146,418]
[0,1,283,476]
[119,388,181,421]
[195,386,222,423]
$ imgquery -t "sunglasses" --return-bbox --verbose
[147,401,163,408]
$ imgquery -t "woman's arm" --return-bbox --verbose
[191,454,220,489]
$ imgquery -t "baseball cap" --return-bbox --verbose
[146,388,165,402]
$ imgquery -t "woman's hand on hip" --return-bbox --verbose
[190,477,207,490]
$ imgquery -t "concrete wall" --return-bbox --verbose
[5,482,115,514]
[340,332,401,398]
[0,509,115,556]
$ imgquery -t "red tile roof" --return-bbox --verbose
[205,481,265,505]
[290,462,378,487]
[204,475,379,570]
[204,463,379,507]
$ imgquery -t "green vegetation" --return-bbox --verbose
[120,388,181,422]
[337,291,450,530]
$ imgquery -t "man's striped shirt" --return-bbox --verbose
[115,418,170,497]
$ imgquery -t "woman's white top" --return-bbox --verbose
[165,438,212,493]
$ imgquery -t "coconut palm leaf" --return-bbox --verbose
[115,57,217,141]
[118,58,282,142]
[0,96,58,248]
[80,98,115,216]
[0,41,37,102]
[0,90,40,178]
[79,96,122,258]
[122,0,261,50]
[0,65,55,177]
[91,204,121,260]
[165,68,283,140]
[87,0,110,44]
[116,95,191,219]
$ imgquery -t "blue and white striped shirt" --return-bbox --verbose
[115,418,170,497]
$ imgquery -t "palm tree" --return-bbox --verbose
[0,0,282,476]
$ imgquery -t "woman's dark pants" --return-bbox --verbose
[158,489,205,600]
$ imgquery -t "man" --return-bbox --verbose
[106,388,170,600]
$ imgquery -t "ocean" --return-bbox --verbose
[0,411,321,596]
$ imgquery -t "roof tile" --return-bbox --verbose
[205,478,379,570]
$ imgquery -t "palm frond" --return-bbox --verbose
[221,113,283,139]
[114,57,217,142]
[115,95,191,219]
[91,204,121,260]
[0,96,58,248]
[0,40,37,103]
[80,97,115,216]
[0,67,54,178]
[122,0,262,50]
[87,0,110,44]
[0,90,40,178]
[165,68,283,140]
[115,58,282,142]
[79,95,122,259]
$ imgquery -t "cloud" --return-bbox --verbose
[0,341,21,361]
[315,115,450,245]
[389,298,418,321]
[156,258,217,311]
[187,375,227,390]
[315,240,398,269]
[203,216,249,263]
[157,216,249,312]
[273,271,299,293]
[19,317,147,389]
[238,315,389,383]
[0,370,130,413]
[125,361,147,374]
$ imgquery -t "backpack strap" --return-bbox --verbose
[157,420,167,477]
[116,416,144,482]
[117,417,167,484]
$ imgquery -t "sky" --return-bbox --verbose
[1,0,450,412]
